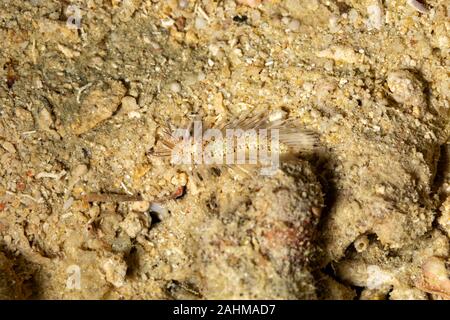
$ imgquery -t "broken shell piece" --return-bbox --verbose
[36,170,67,180]
[366,1,384,30]
[171,172,188,186]
[336,260,394,290]
[416,256,450,299]
[406,0,429,14]
[63,197,75,211]
[178,0,189,9]
[161,18,175,28]
[169,81,182,93]
[150,202,167,216]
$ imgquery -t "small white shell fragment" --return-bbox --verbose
[366,265,394,290]
[36,170,67,180]
[406,0,429,14]
[128,111,141,119]
[169,81,182,93]
[178,0,189,9]
[269,110,287,122]
[208,43,221,56]
[337,260,394,289]
[288,19,301,32]
[161,18,175,28]
[171,172,188,186]
[150,202,167,216]
[366,1,384,30]
[195,16,207,29]
[317,45,364,64]
[57,44,80,58]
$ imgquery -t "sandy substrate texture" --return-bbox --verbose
[0,0,449,299]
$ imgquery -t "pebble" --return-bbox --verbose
[387,70,426,115]
[169,81,182,93]
[1,141,16,154]
[171,172,188,186]
[195,16,207,30]
[178,0,189,9]
[102,256,127,288]
[72,164,88,178]
[161,18,175,28]
[37,107,54,130]
[70,80,126,135]
[366,1,384,30]
[131,201,151,213]
[288,19,301,32]
[406,0,429,13]
[68,164,88,189]
[120,96,139,113]
[120,212,144,238]
[317,45,364,64]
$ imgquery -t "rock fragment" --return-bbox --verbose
[387,70,426,116]
[317,45,364,64]
[70,80,127,135]
[102,256,127,288]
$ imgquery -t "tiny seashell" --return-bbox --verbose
[406,0,429,13]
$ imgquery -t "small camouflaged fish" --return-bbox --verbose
[149,112,319,176]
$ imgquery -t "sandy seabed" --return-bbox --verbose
[0,0,449,300]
